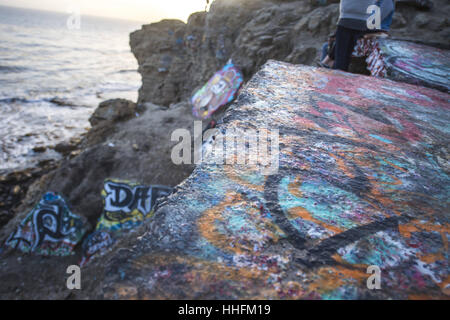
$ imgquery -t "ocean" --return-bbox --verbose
[0,5,143,172]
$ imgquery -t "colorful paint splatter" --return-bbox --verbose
[4,192,86,256]
[101,61,449,299]
[81,180,173,266]
[192,60,244,119]
[353,38,450,92]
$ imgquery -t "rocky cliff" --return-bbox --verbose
[130,0,450,106]
[0,98,200,298]
[2,60,448,299]
[0,0,449,300]
[2,0,448,234]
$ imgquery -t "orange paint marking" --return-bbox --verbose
[197,192,282,255]
[328,152,355,179]
[223,165,265,192]
[288,206,343,235]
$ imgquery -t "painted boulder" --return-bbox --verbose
[81,180,173,266]
[192,60,244,120]
[4,192,86,256]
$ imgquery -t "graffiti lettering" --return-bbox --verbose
[5,192,86,256]
[104,181,171,216]
[79,180,173,266]
[33,205,75,249]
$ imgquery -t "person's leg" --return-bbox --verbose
[333,26,360,71]
[321,42,329,61]
[328,40,336,61]
[319,42,334,69]
[320,55,333,68]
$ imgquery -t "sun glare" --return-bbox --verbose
[0,0,209,22]
[157,0,208,21]
[92,0,209,22]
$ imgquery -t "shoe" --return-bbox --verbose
[317,61,331,69]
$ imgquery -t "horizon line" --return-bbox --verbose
[0,3,159,25]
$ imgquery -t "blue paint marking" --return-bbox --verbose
[369,134,393,144]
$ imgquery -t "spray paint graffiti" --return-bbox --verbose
[353,38,450,92]
[101,61,449,299]
[4,192,86,256]
[98,179,173,231]
[80,180,173,266]
[192,60,244,120]
[80,230,115,267]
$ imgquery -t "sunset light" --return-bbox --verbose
[0,0,208,22]
[0,0,448,307]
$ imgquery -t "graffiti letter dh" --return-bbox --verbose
[366,265,381,290]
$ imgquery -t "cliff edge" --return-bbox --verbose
[130,0,450,106]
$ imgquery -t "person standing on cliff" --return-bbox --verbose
[333,0,395,71]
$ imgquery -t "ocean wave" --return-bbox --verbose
[115,69,138,74]
[0,96,79,107]
[47,97,78,107]
[0,5,141,172]
[0,97,32,104]
[0,65,29,73]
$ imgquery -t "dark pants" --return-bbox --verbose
[321,43,329,61]
[333,25,365,71]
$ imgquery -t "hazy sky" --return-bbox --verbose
[0,0,208,22]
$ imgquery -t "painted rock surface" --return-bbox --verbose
[4,192,86,256]
[353,38,450,92]
[192,61,244,120]
[101,61,450,299]
[97,179,173,232]
[81,179,173,266]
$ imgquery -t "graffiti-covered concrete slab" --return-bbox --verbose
[100,61,450,299]
[353,38,450,93]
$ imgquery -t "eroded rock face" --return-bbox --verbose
[89,99,138,127]
[96,61,450,300]
[0,161,58,229]
[0,100,197,244]
[0,98,202,299]
[130,0,328,106]
[130,0,450,106]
